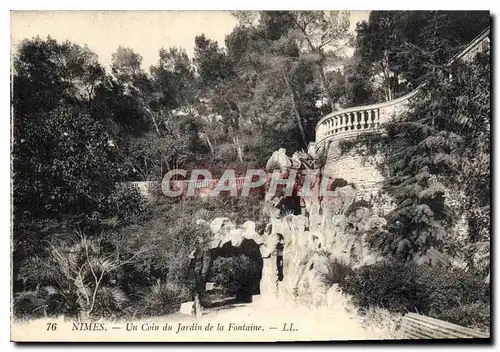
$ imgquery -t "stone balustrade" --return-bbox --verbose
[315,88,421,152]
[315,28,490,152]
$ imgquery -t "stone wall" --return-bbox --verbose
[323,140,386,202]
[124,181,161,201]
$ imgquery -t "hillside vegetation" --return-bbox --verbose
[12,11,490,328]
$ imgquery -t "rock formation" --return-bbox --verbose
[192,188,387,308]
[190,148,389,308]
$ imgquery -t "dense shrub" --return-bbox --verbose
[91,287,129,318]
[110,196,265,310]
[107,185,147,225]
[14,288,80,319]
[417,264,490,330]
[436,302,490,332]
[318,255,352,286]
[340,261,429,313]
[136,281,190,317]
[340,261,490,331]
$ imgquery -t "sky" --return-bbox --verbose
[11,11,370,71]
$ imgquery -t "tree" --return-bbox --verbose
[223,13,326,149]
[194,34,235,88]
[150,47,197,110]
[111,46,162,135]
[13,106,121,223]
[12,38,123,224]
[355,11,409,101]
[111,47,144,85]
[341,49,377,107]
[365,49,490,266]
[352,11,490,103]
[13,37,106,116]
[289,11,351,110]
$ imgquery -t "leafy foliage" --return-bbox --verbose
[317,255,352,286]
[351,11,490,102]
[15,230,144,318]
[12,12,490,320]
[208,255,262,299]
[354,51,491,264]
[340,261,490,331]
[136,281,190,317]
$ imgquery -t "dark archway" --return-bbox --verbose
[276,195,302,217]
[207,239,263,303]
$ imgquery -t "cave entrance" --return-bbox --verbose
[206,238,263,305]
[276,195,302,217]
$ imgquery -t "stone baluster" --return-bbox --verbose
[343,113,349,131]
[374,109,380,128]
[363,110,369,129]
[368,109,374,128]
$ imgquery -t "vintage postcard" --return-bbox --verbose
[10,10,491,342]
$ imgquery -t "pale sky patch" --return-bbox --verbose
[11,10,370,71]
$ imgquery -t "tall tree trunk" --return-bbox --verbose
[290,15,336,111]
[150,112,161,136]
[226,124,243,162]
[205,135,214,155]
[317,62,336,111]
[282,68,308,149]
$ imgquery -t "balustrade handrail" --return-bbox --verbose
[315,87,421,132]
[316,26,490,140]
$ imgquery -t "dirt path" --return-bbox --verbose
[157,291,396,341]
[12,291,396,342]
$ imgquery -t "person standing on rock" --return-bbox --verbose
[187,236,211,317]
[276,234,285,283]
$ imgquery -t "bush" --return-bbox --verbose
[437,302,490,332]
[14,194,266,319]
[340,260,491,331]
[318,255,352,286]
[346,199,372,216]
[340,261,429,313]
[91,286,129,318]
[418,264,490,331]
[14,287,81,319]
[136,281,190,317]
[108,184,147,225]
